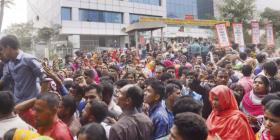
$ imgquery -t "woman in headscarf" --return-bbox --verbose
[206,85,255,140]
[240,75,270,133]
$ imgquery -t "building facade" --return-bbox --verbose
[197,0,214,19]
[166,0,197,19]
[27,0,166,52]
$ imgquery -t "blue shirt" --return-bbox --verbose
[1,51,44,103]
[149,100,172,140]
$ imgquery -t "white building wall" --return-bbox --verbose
[27,0,61,27]
[28,0,166,35]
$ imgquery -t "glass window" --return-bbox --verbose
[129,0,161,6]
[79,9,123,23]
[166,0,197,19]
[61,7,71,20]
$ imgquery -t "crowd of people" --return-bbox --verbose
[0,34,280,140]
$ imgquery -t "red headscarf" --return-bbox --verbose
[207,85,256,140]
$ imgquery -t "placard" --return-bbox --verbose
[215,23,230,47]
[266,23,275,47]
[251,21,260,44]
[232,23,245,46]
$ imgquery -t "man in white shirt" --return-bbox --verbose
[0,91,34,138]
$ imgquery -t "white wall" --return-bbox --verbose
[28,0,166,35]
[27,0,61,27]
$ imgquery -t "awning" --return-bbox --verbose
[125,22,166,33]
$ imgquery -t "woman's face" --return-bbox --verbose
[211,94,222,111]
[253,77,267,95]
[264,110,280,138]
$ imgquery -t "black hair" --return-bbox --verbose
[254,75,270,93]
[256,53,266,63]
[263,61,278,77]
[241,64,253,77]
[84,69,95,79]
[125,86,144,108]
[147,80,165,100]
[174,112,208,140]
[90,99,108,123]
[72,83,85,97]
[167,80,183,90]
[239,52,247,61]
[61,95,77,116]
[0,35,20,49]
[115,79,130,88]
[63,80,74,91]
[265,100,280,117]
[173,96,203,116]
[0,91,14,115]
[261,93,280,106]
[100,82,114,99]
[37,92,60,110]
[3,128,16,140]
[100,76,114,84]
[77,123,107,140]
[165,83,181,98]
[85,84,103,97]
[160,73,173,82]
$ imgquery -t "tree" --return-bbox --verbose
[4,22,35,50]
[218,0,256,43]
[261,8,280,37]
[0,0,14,31]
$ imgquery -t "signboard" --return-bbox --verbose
[185,15,194,20]
[266,23,275,47]
[232,23,245,46]
[215,23,230,47]
[251,21,260,44]
[139,17,230,27]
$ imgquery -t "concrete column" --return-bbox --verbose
[72,7,79,21]
[123,12,130,25]
[161,28,164,48]
[68,35,80,53]
[135,31,139,48]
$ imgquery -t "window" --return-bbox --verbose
[61,7,72,20]
[79,9,123,23]
[166,0,197,19]
[129,0,161,6]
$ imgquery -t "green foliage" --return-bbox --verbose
[4,22,35,50]
[37,27,55,42]
[218,0,256,43]
[261,8,280,37]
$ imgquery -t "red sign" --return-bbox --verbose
[185,15,194,20]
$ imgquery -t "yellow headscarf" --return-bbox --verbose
[13,129,40,140]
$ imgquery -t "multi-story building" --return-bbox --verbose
[27,0,166,52]
[197,0,214,19]
[166,0,198,19]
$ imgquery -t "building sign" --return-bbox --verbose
[185,15,194,20]
[139,17,230,27]
[251,21,260,44]
[266,23,275,47]
[215,23,230,47]
[232,23,245,46]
